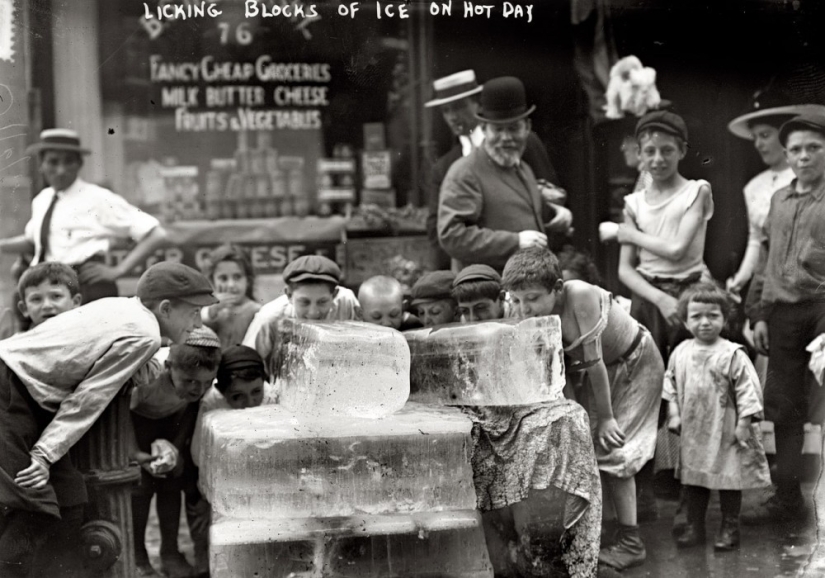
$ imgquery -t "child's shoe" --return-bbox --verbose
[160,552,194,578]
[598,524,646,570]
[675,522,705,548]
[713,516,740,551]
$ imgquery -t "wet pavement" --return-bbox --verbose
[624,482,824,578]
[143,484,824,578]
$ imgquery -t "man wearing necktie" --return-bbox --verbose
[438,77,573,272]
[0,129,168,304]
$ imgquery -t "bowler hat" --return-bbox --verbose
[727,87,825,140]
[779,113,825,146]
[283,255,341,284]
[25,129,91,156]
[424,70,483,108]
[475,77,536,124]
[410,271,456,306]
[137,262,218,306]
[635,110,688,142]
[453,264,501,287]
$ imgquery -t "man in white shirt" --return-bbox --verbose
[0,129,168,303]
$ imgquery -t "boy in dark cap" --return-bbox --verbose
[410,270,458,327]
[0,261,217,577]
[451,264,508,322]
[242,255,361,368]
[746,113,825,521]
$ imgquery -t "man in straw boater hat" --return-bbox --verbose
[0,129,168,304]
[726,91,825,297]
[422,71,567,269]
[437,76,573,272]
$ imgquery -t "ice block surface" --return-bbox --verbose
[210,511,493,578]
[200,403,477,520]
[276,320,410,418]
[405,316,565,405]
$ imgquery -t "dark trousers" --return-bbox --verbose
[685,485,741,525]
[131,405,199,564]
[765,301,825,494]
[73,258,118,305]
[0,361,87,576]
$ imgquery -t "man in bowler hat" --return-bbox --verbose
[438,77,573,271]
[0,129,168,304]
[423,70,565,269]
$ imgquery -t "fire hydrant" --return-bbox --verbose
[71,388,141,577]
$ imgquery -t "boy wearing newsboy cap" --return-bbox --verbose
[0,261,217,577]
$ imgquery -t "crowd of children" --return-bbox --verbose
[1,107,823,578]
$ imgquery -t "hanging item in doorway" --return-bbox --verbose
[0,0,14,62]
[603,55,662,119]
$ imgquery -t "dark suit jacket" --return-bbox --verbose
[423,132,558,267]
[438,147,545,271]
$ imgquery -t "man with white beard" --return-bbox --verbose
[438,76,573,272]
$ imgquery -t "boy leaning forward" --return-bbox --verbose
[0,261,217,577]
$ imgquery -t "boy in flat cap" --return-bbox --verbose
[242,256,361,371]
[451,264,509,322]
[0,261,217,577]
[746,113,825,521]
[410,271,458,327]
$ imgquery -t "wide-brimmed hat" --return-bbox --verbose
[727,88,825,140]
[475,77,536,124]
[424,70,484,108]
[25,129,91,156]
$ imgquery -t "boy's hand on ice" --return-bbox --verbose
[597,417,626,452]
[15,457,50,489]
[735,419,752,449]
[667,414,681,435]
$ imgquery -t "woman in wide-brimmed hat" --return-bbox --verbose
[725,92,825,295]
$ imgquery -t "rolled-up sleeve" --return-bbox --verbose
[97,191,160,242]
[32,336,158,463]
[437,164,519,266]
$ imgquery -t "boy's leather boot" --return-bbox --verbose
[675,520,706,548]
[714,515,741,551]
[598,524,646,570]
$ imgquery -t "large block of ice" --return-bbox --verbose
[404,316,565,406]
[275,320,410,418]
[200,403,477,520]
[210,511,493,578]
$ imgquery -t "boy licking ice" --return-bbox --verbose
[409,271,458,327]
[358,275,422,330]
[451,264,507,322]
[0,261,217,578]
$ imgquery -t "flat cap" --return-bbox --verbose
[453,264,501,286]
[137,262,218,306]
[283,255,341,284]
[185,326,221,348]
[636,110,688,142]
[220,345,265,372]
[779,113,825,146]
[410,271,456,305]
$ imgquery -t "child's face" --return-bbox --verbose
[620,137,641,169]
[157,301,203,344]
[639,131,685,182]
[288,284,336,320]
[509,284,560,319]
[457,297,502,323]
[168,364,217,403]
[19,281,81,327]
[415,299,455,327]
[684,301,724,344]
[785,130,825,186]
[225,377,265,409]
[361,292,403,330]
[213,260,248,297]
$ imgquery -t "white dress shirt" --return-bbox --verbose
[25,178,160,266]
